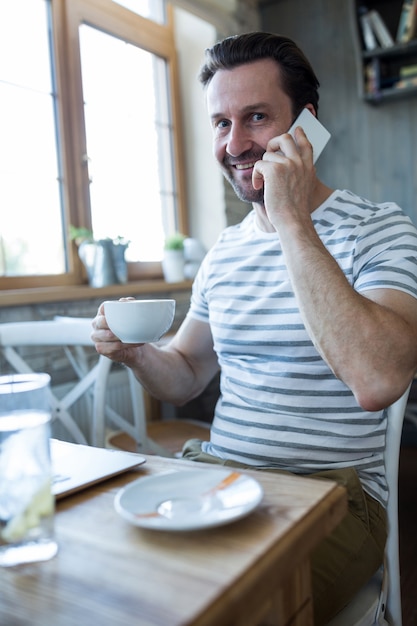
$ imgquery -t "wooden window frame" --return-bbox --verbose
[0,0,188,291]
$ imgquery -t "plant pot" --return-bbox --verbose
[162,249,185,283]
[78,240,128,287]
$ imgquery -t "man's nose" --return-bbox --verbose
[226,124,253,157]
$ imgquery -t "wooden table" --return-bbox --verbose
[0,454,347,626]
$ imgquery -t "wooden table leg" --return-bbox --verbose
[259,559,314,626]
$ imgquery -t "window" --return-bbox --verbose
[112,0,166,23]
[0,0,187,288]
[0,0,65,279]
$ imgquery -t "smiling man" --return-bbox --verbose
[92,32,417,623]
[207,56,302,205]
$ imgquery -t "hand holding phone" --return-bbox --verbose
[288,108,331,164]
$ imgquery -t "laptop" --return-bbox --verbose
[51,438,145,499]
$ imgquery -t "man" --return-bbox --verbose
[92,32,417,623]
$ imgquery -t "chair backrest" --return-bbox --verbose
[90,351,150,450]
[0,318,149,449]
[383,385,410,626]
[326,385,410,626]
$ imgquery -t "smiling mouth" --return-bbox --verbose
[234,162,256,170]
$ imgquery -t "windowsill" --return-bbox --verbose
[0,279,193,308]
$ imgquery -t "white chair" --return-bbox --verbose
[0,317,209,455]
[326,386,411,626]
[0,318,95,445]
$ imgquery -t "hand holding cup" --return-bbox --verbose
[103,299,176,344]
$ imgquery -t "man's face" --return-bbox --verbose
[206,58,294,204]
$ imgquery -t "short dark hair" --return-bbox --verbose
[199,31,320,116]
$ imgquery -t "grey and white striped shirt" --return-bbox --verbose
[188,189,417,506]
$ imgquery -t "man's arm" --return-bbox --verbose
[92,303,219,406]
[282,226,417,411]
[253,128,417,410]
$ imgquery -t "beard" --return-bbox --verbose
[226,174,264,204]
[222,150,265,204]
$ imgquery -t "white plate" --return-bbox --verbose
[114,468,263,531]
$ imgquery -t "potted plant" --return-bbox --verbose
[70,226,129,287]
[162,232,186,283]
[69,225,94,246]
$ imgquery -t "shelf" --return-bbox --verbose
[355,0,417,104]
[362,39,417,60]
[365,83,417,103]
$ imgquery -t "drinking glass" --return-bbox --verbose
[0,373,58,566]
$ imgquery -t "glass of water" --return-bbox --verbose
[0,373,58,567]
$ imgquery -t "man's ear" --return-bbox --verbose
[305,103,317,118]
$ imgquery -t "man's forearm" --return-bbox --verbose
[123,343,207,406]
[280,221,417,409]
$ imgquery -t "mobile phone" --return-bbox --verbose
[288,108,331,164]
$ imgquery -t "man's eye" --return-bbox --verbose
[216,119,230,129]
[252,113,265,122]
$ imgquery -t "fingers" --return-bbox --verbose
[91,303,117,347]
[91,300,144,363]
[252,126,313,189]
[252,165,265,190]
[266,127,313,162]
[252,128,313,190]
[92,308,109,333]
[93,297,135,332]
[292,126,314,162]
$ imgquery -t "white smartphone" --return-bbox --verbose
[288,108,331,164]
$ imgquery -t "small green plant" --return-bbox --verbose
[69,225,94,246]
[164,232,186,250]
[70,227,129,248]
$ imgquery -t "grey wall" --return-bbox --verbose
[259,0,417,224]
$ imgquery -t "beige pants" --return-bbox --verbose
[182,438,387,625]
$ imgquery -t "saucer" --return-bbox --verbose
[114,468,263,531]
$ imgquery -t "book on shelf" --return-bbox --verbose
[360,11,378,50]
[395,75,417,89]
[400,63,417,78]
[364,57,380,96]
[393,64,417,91]
[396,0,417,44]
[367,10,395,48]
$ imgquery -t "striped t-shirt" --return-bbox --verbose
[187,189,417,506]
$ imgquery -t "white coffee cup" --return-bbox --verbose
[104,299,176,343]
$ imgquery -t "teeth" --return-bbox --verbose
[235,163,255,170]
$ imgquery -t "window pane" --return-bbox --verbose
[111,0,166,24]
[79,24,176,262]
[0,0,65,276]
